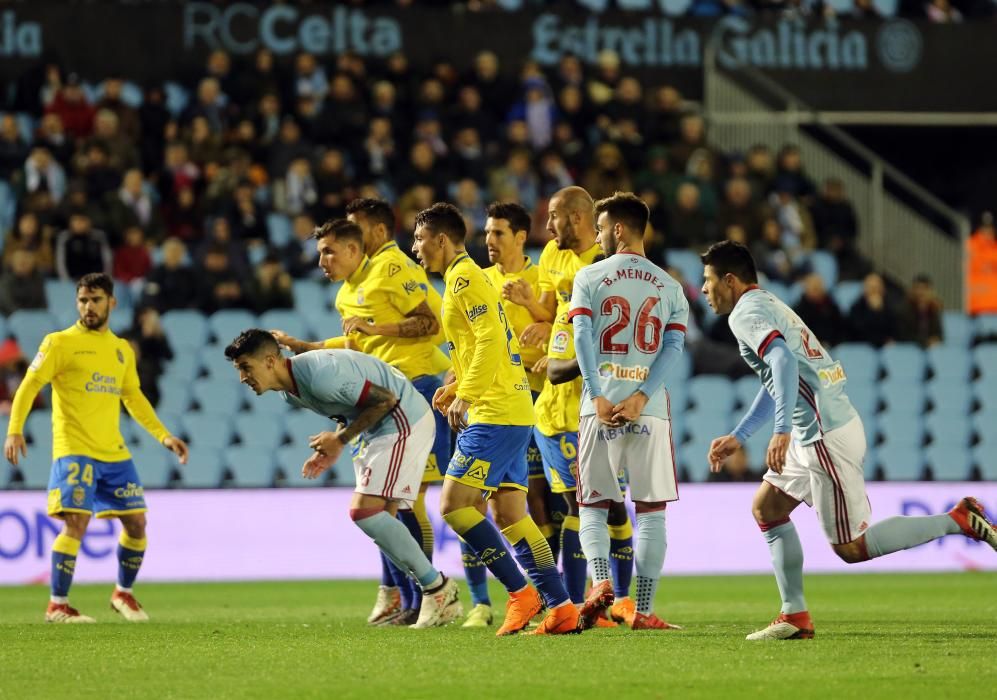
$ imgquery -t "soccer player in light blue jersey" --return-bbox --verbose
[700,241,997,641]
[568,192,690,631]
[225,329,462,629]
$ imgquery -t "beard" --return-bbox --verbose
[81,310,108,329]
[555,222,577,250]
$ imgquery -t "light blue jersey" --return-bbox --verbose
[568,254,689,420]
[282,349,430,441]
[728,287,857,444]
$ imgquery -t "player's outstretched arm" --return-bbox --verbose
[344,300,440,339]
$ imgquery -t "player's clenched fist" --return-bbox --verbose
[708,434,741,473]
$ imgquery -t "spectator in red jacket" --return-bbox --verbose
[44,73,96,140]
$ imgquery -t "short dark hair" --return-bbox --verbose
[593,192,649,236]
[345,198,395,231]
[312,218,364,246]
[414,202,466,243]
[485,202,531,236]
[224,329,280,361]
[700,240,758,284]
[77,272,114,297]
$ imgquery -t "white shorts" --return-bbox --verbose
[577,414,679,506]
[352,410,434,506]
[764,415,871,545]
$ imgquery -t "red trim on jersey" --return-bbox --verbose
[798,378,823,432]
[757,330,784,358]
[286,359,300,396]
[664,323,687,333]
[566,307,592,320]
[356,380,372,407]
[758,517,791,532]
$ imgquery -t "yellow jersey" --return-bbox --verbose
[483,256,545,393]
[324,241,450,377]
[534,240,603,436]
[442,252,534,426]
[7,322,170,462]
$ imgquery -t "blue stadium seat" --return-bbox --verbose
[688,375,735,414]
[666,249,703,288]
[942,311,973,348]
[734,375,761,411]
[973,313,997,342]
[302,309,342,339]
[292,279,328,312]
[807,250,838,289]
[666,383,689,415]
[973,345,997,383]
[834,343,880,384]
[764,281,792,306]
[974,378,997,415]
[226,446,276,488]
[259,309,310,341]
[8,310,58,355]
[14,112,35,143]
[157,382,191,415]
[243,387,291,415]
[44,279,77,311]
[284,409,336,447]
[25,410,53,453]
[199,346,239,379]
[234,413,285,450]
[130,445,172,488]
[161,352,201,384]
[972,445,995,481]
[926,445,973,481]
[971,412,996,448]
[180,411,234,450]
[276,446,331,487]
[191,380,243,414]
[429,276,446,300]
[162,310,209,351]
[876,413,924,449]
[208,309,258,346]
[926,346,972,383]
[176,447,226,488]
[879,343,926,382]
[17,446,54,489]
[743,424,772,470]
[266,213,294,247]
[679,441,712,482]
[925,412,973,449]
[0,181,16,235]
[926,381,973,415]
[845,381,879,422]
[831,281,863,314]
[670,350,693,383]
[685,409,733,445]
[879,380,925,417]
[877,447,926,481]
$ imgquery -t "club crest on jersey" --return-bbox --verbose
[551,330,569,354]
[72,486,86,506]
[356,287,365,304]
[29,351,44,371]
[116,349,124,364]
[387,263,401,276]
[453,277,470,294]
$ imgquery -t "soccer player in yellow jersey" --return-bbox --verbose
[513,187,638,625]
[271,215,447,626]
[411,202,579,636]
[3,273,189,623]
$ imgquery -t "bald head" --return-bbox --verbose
[547,186,596,252]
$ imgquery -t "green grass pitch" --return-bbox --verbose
[1,573,994,699]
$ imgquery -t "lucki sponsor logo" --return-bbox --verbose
[597,362,649,381]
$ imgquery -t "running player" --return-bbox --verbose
[271,215,448,626]
[412,202,580,636]
[4,273,189,623]
[226,329,461,629]
[700,240,997,640]
[519,186,636,623]
[569,193,689,631]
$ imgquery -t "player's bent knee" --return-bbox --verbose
[349,507,384,522]
[62,513,91,538]
[833,537,870,564]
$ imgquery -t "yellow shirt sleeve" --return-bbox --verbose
[7,333,61,435]
[378,263,427,317]
[537,243,555,293]
[120,342,170,443]
[454,277,506,404]
[323,336,349,349]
